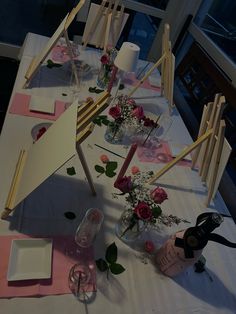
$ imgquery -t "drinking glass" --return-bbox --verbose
[68,263,91,299]
[75,208,104,248]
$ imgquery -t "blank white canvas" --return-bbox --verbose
[14,104,78,208]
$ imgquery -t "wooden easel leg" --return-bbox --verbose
[63,30,80,88]
[76,143,96,196]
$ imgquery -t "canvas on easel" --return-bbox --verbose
[23,0,85,88]
[128,24,175,113]
[82,1,129,50]
[1,91,110,219]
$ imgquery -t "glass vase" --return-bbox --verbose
[104,122,124,144]
[115,209,145,242]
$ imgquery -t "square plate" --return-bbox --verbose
[7,238,53,281]
[29,95,55,114]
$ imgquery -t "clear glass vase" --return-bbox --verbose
[104,122,124,144]
[115,209,145,242]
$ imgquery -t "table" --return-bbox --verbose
[0,33,236,314]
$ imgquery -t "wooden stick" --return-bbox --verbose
[200,95,225,181]
[2,150,27,218]
[103,12,112,53]
[76,144,96,196]
[97,0,114,49]
[205,120,226,206]
[128,53,166,97]
[64,30,79,88]
[114,3,124,46]
[76,123,95,143]
[147,128,213,185]
[65,0,85,30]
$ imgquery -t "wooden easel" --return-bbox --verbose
[23,0,85,88]
[82,0,127,51]
[1,91,110,219]
[147,94,231,206]
[128,24,175,113]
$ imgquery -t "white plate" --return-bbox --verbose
[31,122,52,141]
[7,238,53,281]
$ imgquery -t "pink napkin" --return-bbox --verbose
[0,235,96,298]
[9,93,66,121]
[123,73,161,92]
[137,140,192,167]
[51,45,79,63]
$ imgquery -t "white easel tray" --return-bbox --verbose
[7,238,53,281]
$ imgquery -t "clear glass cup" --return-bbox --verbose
[68,263,91,298]
[75,208,104,248]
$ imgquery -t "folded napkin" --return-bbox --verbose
[0,235,96,298]
[9,93,66,121]
[137,140,191,167]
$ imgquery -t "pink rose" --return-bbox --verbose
[114,176,132,193]
[131,166,140,175]
[134,202,152,221]
[100,54,109,65]
[109,105,121,120]
[100,154,109,163]
[132,106,144,120]
[150,187,168,204]
[127,98,136,106]
[144,240,155,254]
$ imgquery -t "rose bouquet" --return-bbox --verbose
[113,171,186,239]
[107,95,159,143]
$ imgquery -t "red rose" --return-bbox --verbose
[144,240,155,254]
[150,187,168,204]
[109,105,121,120]
[132,106,144,120]
[143,117,158,128]
[134,202,152,221]
[114,176,132,193]
[100,54,109,65]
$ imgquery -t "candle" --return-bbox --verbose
[116,143,137,181]
[107,66,118,94]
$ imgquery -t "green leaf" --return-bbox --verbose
[93,117,102,126]
[95,88,104,94]
[110,263,125,275]
[96,258,109,272]
[46,59,62,68]
[106,161,118,172]
[106,242,117,264]
[102,119,110,126]
[66,167,76,176]
[89,87,97,93]
[95,165,105,173]
[105,170,116,177]
[152,206,162,218]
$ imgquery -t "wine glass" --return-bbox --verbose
[68,208,104,299]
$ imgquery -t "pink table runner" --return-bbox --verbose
[137,140,192,167]
[0,235,96,298]
[9,93,66,121]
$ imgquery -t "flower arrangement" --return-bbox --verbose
[97,47,117,89]
[107,95,159,142]
[113,171,187,238]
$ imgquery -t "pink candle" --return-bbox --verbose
[116,143,137,181]
[107,66,118,94]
